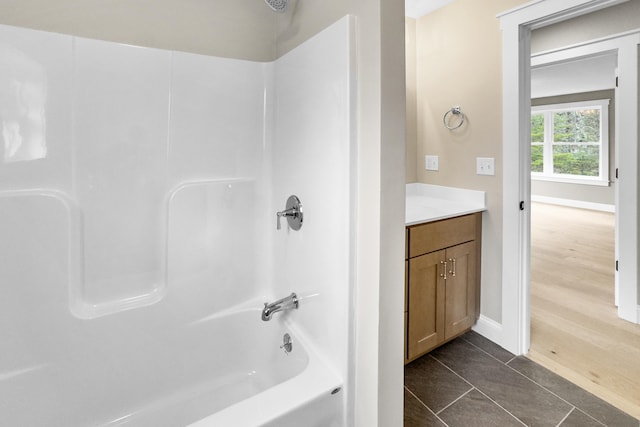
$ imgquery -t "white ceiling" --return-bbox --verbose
[531,52,618,99]
[405,0,453,18]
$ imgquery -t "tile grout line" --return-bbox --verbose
[461,335,608,427]
[429,353,528,426]
[404,385,450,427]
[555,407,575,427]
[428,354,476,389]
[461,335,517,366]
[435,387,474,416]
[471,386,528,427]
[502,359,608,427]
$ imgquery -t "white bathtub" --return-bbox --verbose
[185,310,345,427]
[0,307,343,426]
[93,308,345,427]
[187,314,345,427]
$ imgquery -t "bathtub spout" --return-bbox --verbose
[262,293,298,321]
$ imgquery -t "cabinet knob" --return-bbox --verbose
[448,258,456,277]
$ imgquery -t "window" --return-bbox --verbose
[531,99,610,186]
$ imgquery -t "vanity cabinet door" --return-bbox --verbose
[444,241,477,340]
[407,249,445,360]
[405,212,482,363]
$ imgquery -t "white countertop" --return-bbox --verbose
[406,183,487,226]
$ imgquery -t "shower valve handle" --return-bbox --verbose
[276,207,298,230]
[276,195,303,231]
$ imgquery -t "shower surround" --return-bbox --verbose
[0,16,354,426]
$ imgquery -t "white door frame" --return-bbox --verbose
[498,0,637,355]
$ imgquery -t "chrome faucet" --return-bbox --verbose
[262,292,299,321]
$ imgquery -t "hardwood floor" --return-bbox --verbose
[529,202,640,420]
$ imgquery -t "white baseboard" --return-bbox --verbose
[472,315,503,345]
[531,195,615,213]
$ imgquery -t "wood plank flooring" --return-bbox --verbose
[529,202,640,420]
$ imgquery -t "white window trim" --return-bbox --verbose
[531,98,610,186]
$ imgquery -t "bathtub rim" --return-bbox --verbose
[186,319,344,427]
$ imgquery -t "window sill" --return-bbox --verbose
[531,174,610,187]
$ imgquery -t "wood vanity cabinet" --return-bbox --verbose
[405,212,482,363]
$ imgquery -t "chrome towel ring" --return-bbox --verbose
[443,106,465,130]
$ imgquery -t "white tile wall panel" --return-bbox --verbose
[0,24,73,191]
[73,38,172,317]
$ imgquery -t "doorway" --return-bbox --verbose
[499,0,640,354]
[500,0,640,417]
[527,48,639,413]
[528,49,619,338]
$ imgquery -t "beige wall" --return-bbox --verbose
[410,0,640,322]
[275,0,351,57]
[0,0,278,61]
[413,0,529,322]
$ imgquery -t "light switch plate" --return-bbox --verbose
[425,155,439,171]
[476,157,495,175]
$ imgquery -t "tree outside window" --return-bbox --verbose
[530,99,609,186]
[531,113,544,173]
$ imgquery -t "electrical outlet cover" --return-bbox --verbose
[425,155,439,171]
[476,157,495,175]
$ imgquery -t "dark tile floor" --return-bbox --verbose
[404,331,640,427]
